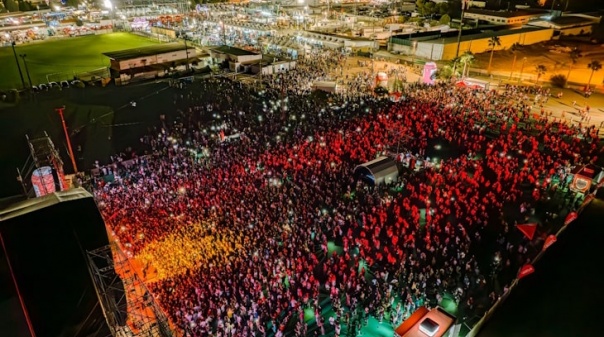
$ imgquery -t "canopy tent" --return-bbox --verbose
[354,156,399,185]
[455,77,489,90]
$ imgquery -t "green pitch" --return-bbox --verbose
[0,32,159,90]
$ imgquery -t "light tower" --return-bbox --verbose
[23,132,68,197]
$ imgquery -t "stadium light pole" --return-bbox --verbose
[11,41,26,89]
[183,35,190,72]
[19,54,33,89]
[55,106,79,173]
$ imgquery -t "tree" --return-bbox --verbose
[535,64,547,83]
[437,2,449,15]
[416,0,427,16]
[487,35,501,74]
[587,60,602,89]
[550,74,567,88]
[436,64,456,80]
[565,48,580,84]
[424,1,436,16]
[18,0,32,11]
[508,43,521,80]
[459,51,475,78]
[5,0,18,12]
[439,14,451,25]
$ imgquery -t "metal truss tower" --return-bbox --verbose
[86,244,175,337]
[19,132,67,197]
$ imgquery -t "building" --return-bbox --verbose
[103,43,197,84]
[463,8,548,26]
[249,55,297,75]
[388,26,553,61]
[209,45,263,72]
[298,31,377,53]
[529,14,601,37]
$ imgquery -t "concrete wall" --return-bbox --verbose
[151,26,177,39]
[464,12,535,25]
[416,42,445,60]
[237,54,263,64]
[112,48,197,70]
[209,50,262,64]
[388,28,553,60]
[440,28,553,60]
[559,25,593,36]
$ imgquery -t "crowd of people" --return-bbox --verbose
[93,62,601,337]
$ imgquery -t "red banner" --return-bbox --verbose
[581,194,595,209]
[542,235,557,252]
[564,212,578,226]
[518,264,535,280]
[516,223,537,240]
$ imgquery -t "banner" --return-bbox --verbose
[542,235,557,252]
[518,264,534,280]
[516,223,537,240]
[564,212,577,226]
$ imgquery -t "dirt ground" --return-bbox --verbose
[472,40,604,87]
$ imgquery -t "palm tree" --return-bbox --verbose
[487,35,501,74]
[587,60,602,89]
[508,43,521,80]
[565,48,580,85]
[459,51,475,78]
[535,64,547,83]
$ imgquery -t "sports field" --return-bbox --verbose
[0,33,159,90]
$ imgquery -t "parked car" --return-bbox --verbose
[70,80,84,88]
[60,80,70,88]
[38,83,49,91]
[31,85,40,93]
[48,82,60,89]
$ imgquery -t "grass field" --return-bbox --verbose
[0,33,159,90]
[0,81,176,197]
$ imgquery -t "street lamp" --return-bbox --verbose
[19,54,33,89]
[518,57,527,84]
[11,41,26,89]
[181,33,190,72]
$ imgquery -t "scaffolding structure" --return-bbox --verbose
[86,244,175,337]
[17,132,67,197]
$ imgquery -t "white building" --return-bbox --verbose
[529,14,601,37]
[103,43,198,83]
[463,9,548,25]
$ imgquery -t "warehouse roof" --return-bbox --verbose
[465,8,548,18]
[103,43,192,61]
[212,45,259,56]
